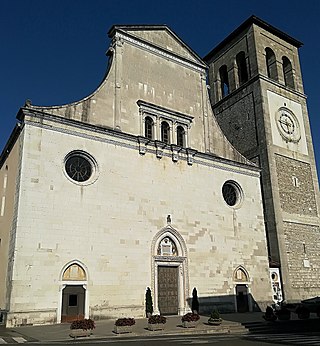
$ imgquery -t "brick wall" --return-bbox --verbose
[275,155,318,216]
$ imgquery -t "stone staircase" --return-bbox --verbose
[241,318,320,334]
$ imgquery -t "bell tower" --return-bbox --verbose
[204,16,320,303]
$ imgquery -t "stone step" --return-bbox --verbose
[241,319,320,334]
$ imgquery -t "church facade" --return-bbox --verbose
[0,16,319,326]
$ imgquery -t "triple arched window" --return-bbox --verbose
[143,117,186,147]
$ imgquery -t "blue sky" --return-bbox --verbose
[1,0,319,179]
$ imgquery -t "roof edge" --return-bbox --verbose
[108,24,206,68]
[0,123,22,169]
[204,15,303,62]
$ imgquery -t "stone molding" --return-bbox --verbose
[21,109,261,178]
[115,31,206,73]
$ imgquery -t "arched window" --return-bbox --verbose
[176,126,185,147]
[234,267,249,282]
[145,116,154,139]
[157,237,178,256]
[265,48,278,81]
[62,263,86,281]
[219,65,229,98]
[236,51,248,85]
[282,56,295,89]
[161,121,170,144]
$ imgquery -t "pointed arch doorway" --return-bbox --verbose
[151,226,189,316]
[234,266,251,312]
[59,262,88,323]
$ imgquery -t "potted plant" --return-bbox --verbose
[181,312,200,328]
[263,306,277,322]
[296,306,310,320]
[208,309,222,325]
[145,287,153,318]
[69,318,95,339]
[113,317,135,334]
[191,287,199,314]
[275,307,291,320]
[147,314,166,331]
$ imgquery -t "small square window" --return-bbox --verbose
[69,294,78,307]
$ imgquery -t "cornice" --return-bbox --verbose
[115,31,207,73]
[137,100,194,123]
[19,108,261,178]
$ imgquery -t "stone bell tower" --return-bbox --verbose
[204,15,320,303]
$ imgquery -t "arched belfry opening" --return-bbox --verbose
[151,226,189,316]
[58,261,89,323]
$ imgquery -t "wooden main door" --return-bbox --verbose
[158,266,179,315]
[236,284,249,312]
[61,285,85,322]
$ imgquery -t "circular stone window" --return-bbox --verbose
[64,151,97,184]
[222,181,243,207]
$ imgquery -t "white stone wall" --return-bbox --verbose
[6,120,271,326]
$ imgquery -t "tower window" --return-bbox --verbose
[292,176,300,187]
[282,56,295,89]
[219,65,229,98]
[236,51,248,85]
[265,48,278,81]
[176,126,185,147]
[145,116,154,140]
[161,121,170,144]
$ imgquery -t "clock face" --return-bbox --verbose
[276,108,301,142]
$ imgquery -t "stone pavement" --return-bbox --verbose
[3,312,319,344]
[0,313,264,343]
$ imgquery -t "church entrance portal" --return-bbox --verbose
[61,285,85,322]
[158,266,179,315]
[236,284,249,312]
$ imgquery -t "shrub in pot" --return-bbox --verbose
[69,318,95,339]
[145,287,153,318]
[115,317,135,326]
[296,306,310,320]
[208,309,222,325]
[275,307,291,320]
[147,314,166,331]
[70,318,95,330]
[263,306,277,321]
[191,287,199,314]
[181,312,200,328]
[114,318,135,334]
